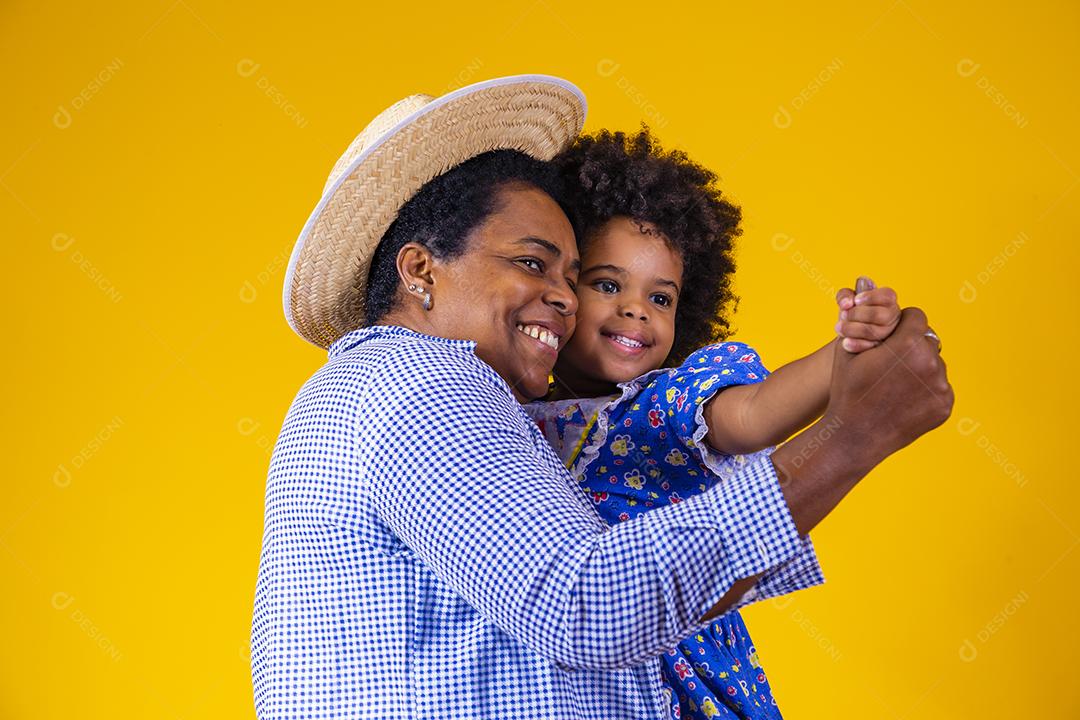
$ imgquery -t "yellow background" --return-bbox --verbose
[3,1,1077,716]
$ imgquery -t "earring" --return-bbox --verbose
[409,283,432,311]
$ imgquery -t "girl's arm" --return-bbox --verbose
[705,281,900,456]
[704,339,836,455]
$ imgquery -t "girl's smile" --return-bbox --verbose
[600,327,653,355]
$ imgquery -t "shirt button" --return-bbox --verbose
[755,537,770,564]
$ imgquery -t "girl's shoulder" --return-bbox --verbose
[614,340,770,411]
[678,340,768,376]
[583,341,775,488]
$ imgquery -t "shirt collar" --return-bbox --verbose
[328,324,478,359]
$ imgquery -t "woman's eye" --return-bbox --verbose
[595,280,618,294]
[517,257,544,272]
[651,293,673,307]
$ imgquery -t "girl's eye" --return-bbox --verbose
[651,293,673,307]
[595,279,619,294]
[517,257,544,272]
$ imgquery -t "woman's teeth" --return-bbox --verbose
[516,323,559,350]
[609,334,644,349]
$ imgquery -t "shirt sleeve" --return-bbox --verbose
[732,532,826,610]
[352,339,810,671]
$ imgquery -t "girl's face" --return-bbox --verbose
[553,216,683,397]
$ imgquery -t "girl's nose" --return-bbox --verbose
[619,303,647,322]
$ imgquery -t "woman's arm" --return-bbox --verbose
[701,306,952,621]
[358,305,948,669]
[359,339,818,672]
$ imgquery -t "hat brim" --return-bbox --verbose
[283,74,587,349]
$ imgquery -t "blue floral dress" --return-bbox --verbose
[526,342,793,719]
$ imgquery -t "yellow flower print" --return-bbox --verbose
[623,470,645,490]
[701,698,720,718]
[699,374,720,392]
[598,466,607,474]
[665,448,688,466]
[666,387,678,403]
[610,434,634,456]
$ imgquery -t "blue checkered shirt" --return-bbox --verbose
[251,325,822,719]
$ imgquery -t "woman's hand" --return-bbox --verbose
[834,276,901,353]
[827,305,953,452]
[769,305,953,537]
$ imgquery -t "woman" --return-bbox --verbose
[251,75,953,719]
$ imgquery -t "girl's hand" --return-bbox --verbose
[835,276,901,352]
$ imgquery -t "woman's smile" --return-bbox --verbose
[516,321,562,352]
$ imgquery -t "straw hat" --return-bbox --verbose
[283,74,587,348]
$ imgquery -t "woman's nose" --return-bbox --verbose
[546,281,578,317]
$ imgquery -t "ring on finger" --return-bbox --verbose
[924,328,942,352]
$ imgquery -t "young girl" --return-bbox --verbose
[525,129,900,719]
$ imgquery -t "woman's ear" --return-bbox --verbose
[395,243,436,290]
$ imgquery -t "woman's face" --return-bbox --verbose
[432,184,580,402]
